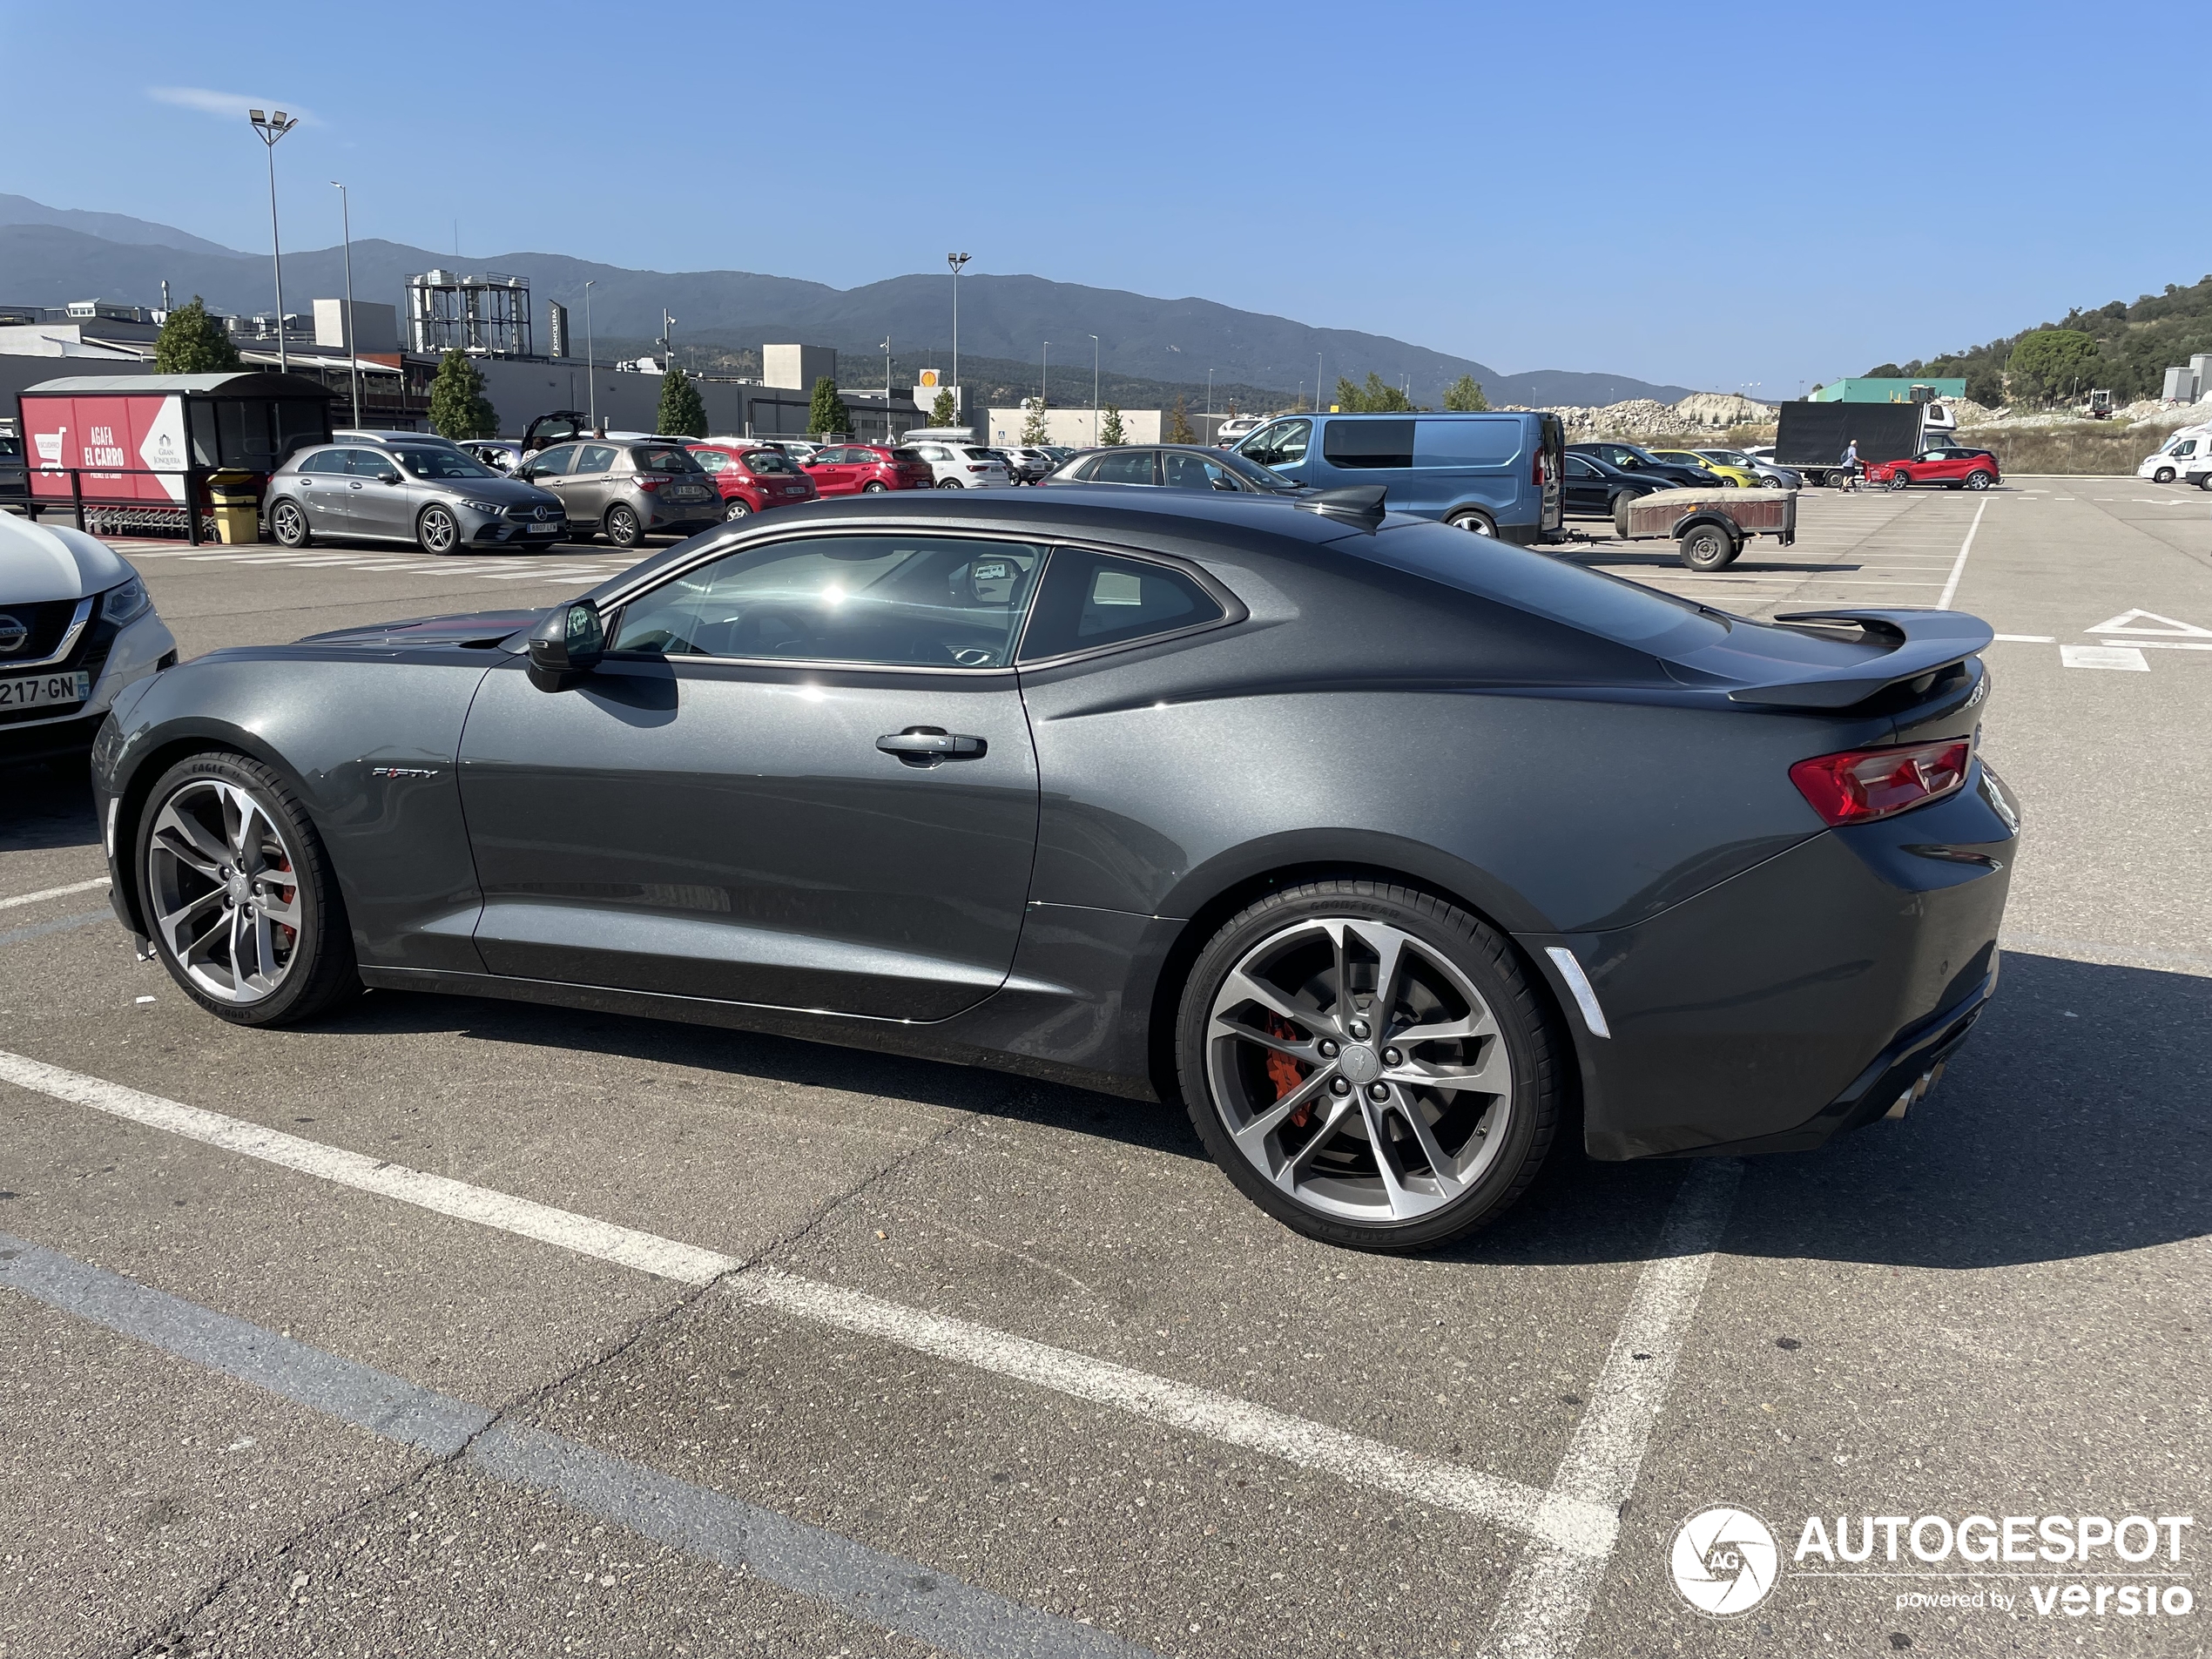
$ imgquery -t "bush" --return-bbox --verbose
[1443,375,1488,412]
[154,296,240,374]
[428,350,498,439]
[1163,396,1197,443]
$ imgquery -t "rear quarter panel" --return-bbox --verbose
[102,650,496,971]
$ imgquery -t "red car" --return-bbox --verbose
[1866,445,2000,492]
[687,444,822,520]
[801,442,936,496]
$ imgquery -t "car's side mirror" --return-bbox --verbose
[377,469,401,485]
[527,599,604,691]
[1211,475,1239,490]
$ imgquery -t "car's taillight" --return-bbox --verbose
[634,472,669,491]
[1789,739,1973,826]
[1534,450,1548,486]
[968,464,988,472]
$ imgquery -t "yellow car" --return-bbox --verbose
[1649,448,1757,488]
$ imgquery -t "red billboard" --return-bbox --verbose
[24,392,190,505]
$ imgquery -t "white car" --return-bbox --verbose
[1215,415,1265,447]
[907,442,1013,489]
[2137,428,2209,484]
[0,513,176,771]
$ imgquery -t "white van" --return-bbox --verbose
[2137,427,2210,484]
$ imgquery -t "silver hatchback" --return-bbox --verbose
[266,442,568,554]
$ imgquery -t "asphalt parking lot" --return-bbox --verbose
[3,481,2206,1659]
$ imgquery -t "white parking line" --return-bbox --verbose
[0,1049,1612,1556]
[1937,499,1989,610]
[0,876,109,911]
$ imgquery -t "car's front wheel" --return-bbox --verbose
[2154,467,2175,484]
[1887,471,1911,492]
[137,752,361,1027]
[268,498,312,548]
[416,504,459,555]
[1176,880,1560,1251]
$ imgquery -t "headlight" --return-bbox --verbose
[460,500,507,515]
[103,572,151,624]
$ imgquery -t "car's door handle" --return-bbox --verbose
[348,481,363,489]
[877,726,987,765]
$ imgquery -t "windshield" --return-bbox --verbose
[742,449,798,475]
[634,446,703,473]
[1352,520,1729,654]
[395,448,496,479]
[1702,450,1750,466]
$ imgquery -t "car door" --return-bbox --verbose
[564,442,620,527]
[516,444,579,525]
[1561,454,1604,516]
[293,449,351,531]
[805,447,853,495]
[455,529,1045,1019]
[346,448,415,539]
[1922,448,1970,482]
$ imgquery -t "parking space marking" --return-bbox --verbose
[0,1049,1610,1554]
[2060,644,2150,671]
[1936,498,1990,610]
[1478,1159,1743,1659]
[0,874,108,911]
[0,1233,1152,1659]
[0,912,113,950]
[1993,634,2056,643]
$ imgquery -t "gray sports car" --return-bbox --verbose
[91,487,2019,1250]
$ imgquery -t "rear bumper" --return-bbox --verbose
[1527,761,2020,1160]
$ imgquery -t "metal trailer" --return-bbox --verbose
[1612,486,1797,571]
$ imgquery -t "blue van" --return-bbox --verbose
[1231,410,1565,543]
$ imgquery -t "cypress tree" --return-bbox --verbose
[806,376,853,436]
[153,296,241,374]
[428,349,498,439]
[657,364,708,437]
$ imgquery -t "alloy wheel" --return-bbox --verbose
[724,498,752,521]
[270,500,309,547]
[1966,470,1992,490]
[1204,917,1514,1225]
[418,506,456,553]
[145,778,303,1005]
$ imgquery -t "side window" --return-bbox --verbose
[1413,419,1519,469]
[1322,419,1415,469]
[344,448,395,476]
[1067,456,1103,481]
[1091,451,1158,486]
[1162,452,1231,490]
[608,535,1044,668]
[300,449,345,475]
[1240,420,1310,469]
[1018,550,1225,663]
[1564,455,1597,478]
[529,445,577,475]
[573,443,617,475]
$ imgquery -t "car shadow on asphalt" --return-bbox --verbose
[0,764,98,853]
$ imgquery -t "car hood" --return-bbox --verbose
[0,511,132,603]
[420,475,562,506]
[298,608,543,648]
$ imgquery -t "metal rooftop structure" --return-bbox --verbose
[405,269,532,357]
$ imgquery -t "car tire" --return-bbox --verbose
[1887,471,1911,492]
[1677,522,1737,571]
[723,499,752,521]
[136,751,361,1028]
[862,481,888,493]
[416,504,459,555]
[2199,475,2212,492]
[268,498,312,548]
[2153,467,2175,484]
[1174,878,1561,1252]
[1965,469,1993,491]
[937,479,964,489]
[1446,509,1497,536]
[604,504,644,548]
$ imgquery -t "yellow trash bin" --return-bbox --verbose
[207,470,262,544]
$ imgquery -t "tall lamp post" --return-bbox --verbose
[1041,340,1049,421]
[947,252,969,423]
[328,180,360,428]
[583,280,597,432]
[881,337,893,442]
[1206,368,1216,441]
[1089,334,1100,446]
[248,110,298,372]
[1315,352,1324,412]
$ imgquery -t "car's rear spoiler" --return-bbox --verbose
[1729,609,1994,709]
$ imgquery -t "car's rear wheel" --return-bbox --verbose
[2153,467,2176,484]
[268,499,312,548]
[138,752,361,1028]
[723,498,752,521]
[1677,522,1737,570]
[1446,508,1497,536]
[1176,880,1559,1251]
[862,480,888,493]
[1887,470,1911,492]
[937,478,964,489]
[604,503,644,547]
[1965,469,1993,491]
[416,505,458,555]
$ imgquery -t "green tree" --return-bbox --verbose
[1963,367,2005,408]
[806,376,853,437]
[1020,395,1049,446]
[929,388,958,426]
[657,364,708,437]
[428,349,498,439]
[1442,374,1489,412]
[1333,372,1413,412]
[1864,362,1905,379]
[153,295,240,374]
[2005,328,2101,404]
[1099,404,1126,445]
[1163,395,1197,443]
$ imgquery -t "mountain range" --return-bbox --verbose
[0,193,1695,408]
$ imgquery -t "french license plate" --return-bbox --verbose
[0,670,91,710]
[671,487,708,502]
[782,486,806,496]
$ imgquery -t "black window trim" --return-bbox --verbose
[591,524,1245,677]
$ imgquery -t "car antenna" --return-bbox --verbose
[1295,484,1388,530]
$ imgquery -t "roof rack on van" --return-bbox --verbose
[1295,484,1388,530]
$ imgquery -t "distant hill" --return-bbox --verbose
[0,196,1698,408]
[1865,273,2212,406]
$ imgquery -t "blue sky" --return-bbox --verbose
[0,0,2195,395]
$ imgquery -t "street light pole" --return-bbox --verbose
[329,180,360,428]
[1315,352,1323,412]
[882,337,892,442]
[1089,334,1100,446]
[1041,340,1049,409]
[248,110,298,373]
[1206,368,1216,440]
[583,281,597,432]
[947,252,969,425]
